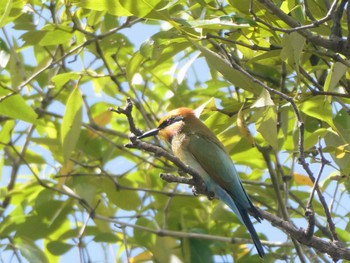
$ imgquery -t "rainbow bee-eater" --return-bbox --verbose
[138,107,265,257]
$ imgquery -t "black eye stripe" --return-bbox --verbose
[158,116,184,129]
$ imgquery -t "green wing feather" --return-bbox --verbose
[187,133,253,210]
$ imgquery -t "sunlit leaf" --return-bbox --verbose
[130,251,153,263]
[280,32,305,68]
[252,89,275,108]
[134,218,156,249]
[51,72,81,88]
[300,96,335,130]
[0,50,10,69]
[335,144,350,159]
[39,25,73,46]
[176,17,250,29]
[237,105,254,146]
[61,86,83,162]
[72,0,132,16]
[0,119,14,147]
[87,110,112,138]
[126,52,145,85]
[293,173,313,186]
[0,89,37,123]
[324,62,347,92]
[119,0,163,18]
[16,238,49,263]
[256,106,278,150]
[190,40,261,95]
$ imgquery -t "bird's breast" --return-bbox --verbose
[171,133,215,194]
[171,133,190,162]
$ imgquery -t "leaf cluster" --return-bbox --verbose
[0,0,350,262]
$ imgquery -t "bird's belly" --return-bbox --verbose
[173,144,214,192]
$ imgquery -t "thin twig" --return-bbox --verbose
[252,0,349,56]
[109,98,143,136]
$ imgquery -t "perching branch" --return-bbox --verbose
[115,98,350,261]
[110,100,209,198]
[259,209,350,261]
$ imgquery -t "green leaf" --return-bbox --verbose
[103,178,141,211]
[16,238,49,263]
[300,96,335,130]
[46,240,73,256]
[304,128,331,149]
[336,227,350,243]
[0,0,12,28]
[280,32,305,68]
[61,87,82,162]
[0,0,24,28]
[0,89,37,123]
[73,0,132,16]
[189,237,213,263]
[134,217,156,249]
[324,62,347,92]
[175,17,250,29]
[0,119,14,147]
[252,89,275,108]
[140,29,189,61]
[51,72,81,88]
[0,38,10,69]
[255,106,278,150]
[39,25,73,46]
[93,232,120,243]
[153,237,182,262]
[190,40,261,95]
[119,0,163,18]
[126,52,144,86]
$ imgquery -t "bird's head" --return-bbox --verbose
[138,108,197,142]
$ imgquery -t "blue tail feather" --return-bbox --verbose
[239,205,265,257]
[214,185,265,257]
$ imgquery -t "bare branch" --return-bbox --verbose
[109,98,143,136]
[252,0,350,56]
[259,209,350,261]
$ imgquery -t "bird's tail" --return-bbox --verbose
[239,206,265,258]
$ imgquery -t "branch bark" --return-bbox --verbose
[116,98,350,261]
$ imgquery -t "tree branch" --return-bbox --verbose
[259,209,349,261]
[252,0,350,56]
[116,98,350,261]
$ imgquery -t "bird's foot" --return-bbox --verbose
[192,185,215,200]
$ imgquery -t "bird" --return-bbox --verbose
[138,107,265,257]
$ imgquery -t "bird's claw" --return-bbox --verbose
[192,186,199,196]
[207,191,215,200]
[192,186,215,200]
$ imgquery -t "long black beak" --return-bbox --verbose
[137,128,159,139]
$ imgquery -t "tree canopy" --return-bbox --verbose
[1,0,350,262]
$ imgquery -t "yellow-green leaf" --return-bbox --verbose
[280,32,305,68]
[300,96,335,130]
[256,106,278,150]
[119,0,163,18]
[72,0,132,16]
[324,62,347,92]
[0,89,37,123]
[126,52,144,86]
[61,87,82,162]
[16,238,49,263]
[190,40,261,95]
[252,89,275,108]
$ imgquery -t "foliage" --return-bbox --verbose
[1,0,350,262]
